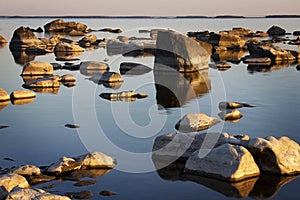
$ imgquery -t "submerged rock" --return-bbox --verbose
[175,113,220,133]
[10,90,36,100]
[65,190,92,199]
[100,190,117,196]
[184,144,260,182]
[6,188,70,200]
[21,61,54,76]
[0,88,10,102]
[0,173,30,192]
[74,180,96,187]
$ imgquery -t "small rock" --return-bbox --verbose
[100,91,148,102]
[65,124,80,129]
[209,61,231,71]
[100,190,117,196]
[0,173,30,192]
[12,165,41,176]
[51,63,63,70]
[65,190,93,199]
[55,57,80,62]
[21,61,53,76]
[3,158,15,162]
[61,74,76,82]
[74,180,96,187]
[27,174,56,185]
[0,88,10,102]
[218,109,243,122]
[219,101,255,110]
[119,62,152,75]
[89,72,123,84]
[175,113,220,133]
[10,90,36,100]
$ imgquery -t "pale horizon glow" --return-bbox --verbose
[1,0,299,17]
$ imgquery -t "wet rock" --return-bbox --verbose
[21,61,53,76]
[209,61,231,71]
[47,157,82,175]
[6,188,70,200]
[44,19,87,33]
[27,175,56,185]
[247,42,295,61]
[219,101,255,110]
[155,30,211,72]
[175,113,220,133]
[100,91,148,102]
[23,77,60,89]
[61,74,76,82]
[9,26,45,50]
[0,88,10,102]
[243,136,300,175]
[54,42,84,53]
[119,62,152,75]
[79,61,109,76]
[75,152,116,170]
[184,144,260,182]
[10,90,36,100]
[73,180,96,187]
[68,30,86,37]
[99,190,117,196]
[65,190,93,199]
[243,57,272,64]
[0,35,7,44]
[0,173,30,192]
[247,31,269,38]
[267,25,286,36]
[218,109,243,122]
[65,124,80,129]
[89,72,123,84]
[12,165,41,176]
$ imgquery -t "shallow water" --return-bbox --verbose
[0,18,300,199]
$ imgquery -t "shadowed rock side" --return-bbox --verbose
[154,69,210,108]
[154,30,211,72]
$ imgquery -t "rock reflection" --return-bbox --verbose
[11,97,35,105]
[11,50,36,65]
[212,50,245,62]
[30,87,60,94]
[61,169,111,181]
[154,69,210,109]
[247,61,294,73]
[0,101,10,111]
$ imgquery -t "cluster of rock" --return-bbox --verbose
[0,152,116,200]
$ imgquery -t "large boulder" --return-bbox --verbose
[243,136,300,175]
[247,42,296,61]
[184,144,260,182]
[9,27,45,50]
[21,61,53,76]
[54,42,84,52]
[5,188,71,200]
[175,113,220,133]
[0,173,30,192]
[267,25,286,36]
[0,88,10,102]
[23,77,61,88]
[154,30,211,72]
[44,19,87,33]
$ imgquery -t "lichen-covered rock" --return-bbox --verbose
[23,77,60,88]
[10,90,36,100]
[0,173,30,192]
[12,165,41,176]
[243,136,300,175]
[75,152,116,169]
[184,144,260,182]
[9,26,45,49]
[5,188,71,200]
[21,61,53,76]
[175,113,220,132]
[54,42,84,52]
[0,88,10,102]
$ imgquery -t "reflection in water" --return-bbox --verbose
[212,50,245,62]
[247,61,294,73]
[61,169,111,181]
[29,87,60,94]
[11,97,35,105]
[154,68,210,109]
[152,157,300,199]
[10,50,36,65]
[0,101,10,111]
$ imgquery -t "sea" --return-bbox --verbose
[0,17,300,199]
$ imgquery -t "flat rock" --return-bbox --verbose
[74,152,116,169]
[209,33,246,48]
[65,190,93,199]
[21,61,53,76]
[89,72,123,83]
[44,19,87,33]
[243,136,300,175]
[209,61,231,71]
[175,113,220,133]
[23,77,61,88]
[218,109,243,122]
[54,42,84,52]
[184,144,260,182]
[0,88,10,102]
[12,165,41,176]
[65,124,80,129]
[0,173,30,192]
[6,188,70,200]
[10,90,36,100]
[79,61,109,71]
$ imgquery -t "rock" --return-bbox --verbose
[119,62,152,75]
[293,31,300,36]
[184,144,260,182]
[51,63,63,70]
[0,173,30,192]
[243,136,300,175]
[0,186,8,200]
[100,91,148,102]
[42,184,56,189]
[0,101,9,112]
[21,61,54,76]
[99,28,122,33]
[12,165,41,176]
[218,109,243,122]
[99,190,117,196]
[47,157,82,175]
[155,30,211,72]
[65,191,92,199]
[6,188,71,200]
[152,132,242,161]
[65,124,80,129]
[0,35,8,44]
[243,57,272,64]
[28,27,43,33]
[267,25,286,36]
[25,47,52,55]
[78,35,97,47]
[9,26,45,50]
[0,126,9,129]
[10,90,36,100]
[89,72,123,83]
[23,77,60,89]
[55,57,80,62]
[27,175,56,185]
[209,33,245,49]
[73,180,96,187]
[54,42,84,53]
[297,65,300,71]
[79,61,109,75]
[219,101,255,110]
[219,27,254,37]
[44,19,87,33]
[61,74,76,82]
[247,42,296,61]
[247,31,269,37]
[74,152,116,169]
[68,30,86,37]
[209,61,231,71]
[175,113,220,133]
[0,88,10,102]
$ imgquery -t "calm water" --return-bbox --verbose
[0,18,300,199]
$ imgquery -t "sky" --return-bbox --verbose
[0,0,299,17]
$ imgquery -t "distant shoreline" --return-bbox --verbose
[0,15,300,19]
